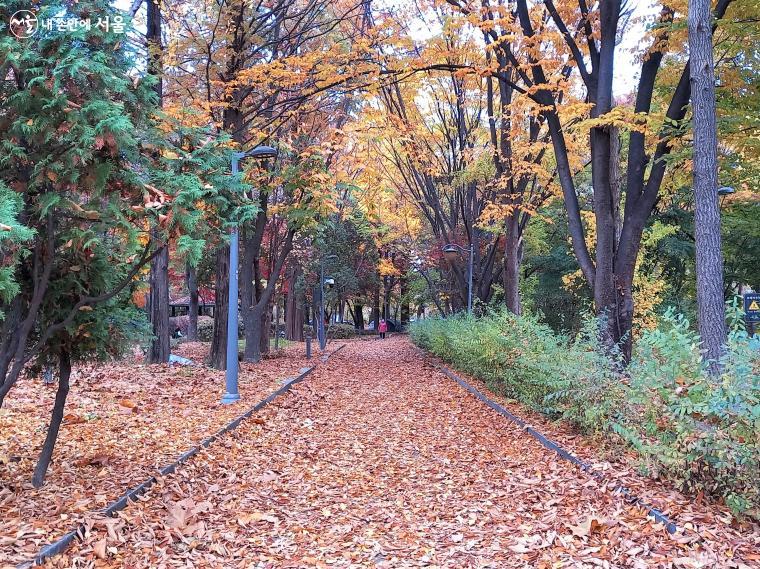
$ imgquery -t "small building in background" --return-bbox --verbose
[169,290,215,318]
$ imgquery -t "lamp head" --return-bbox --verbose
[246,145,278,160]
[442,243,461,263]
[324,277,335,288]
[717,186,735,196]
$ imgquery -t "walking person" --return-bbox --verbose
[378,318,388,340]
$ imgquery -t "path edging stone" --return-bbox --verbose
[20,344,345,568]
[437,365,678,534]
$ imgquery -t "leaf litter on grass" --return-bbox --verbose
[0,341,312,567]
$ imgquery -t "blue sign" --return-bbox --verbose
[745,293,760,323]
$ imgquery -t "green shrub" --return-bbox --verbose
[411,310,760,520]
[327,323,358,339]
[412,312,621,421]
[196,316,215,341]
[169,315,190,336]
[196,316,247,342]
[620,310,760,519]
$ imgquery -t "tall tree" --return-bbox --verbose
[146,0,170,364]
[689,0,727,366]
[464,0,736,359]
[285,263,305,341]
[186,262,199,341]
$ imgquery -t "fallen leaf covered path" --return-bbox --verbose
[53,337,759,567]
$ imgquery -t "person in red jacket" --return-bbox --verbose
[378,318,388,339]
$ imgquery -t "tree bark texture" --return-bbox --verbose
[186,262,199,341]
[285,265,304,341]
[148,240,170,364]
[503,217,523,316]
[145,0,168,363]
[352,302,365,330]
[32,349,71,488]
[689,0,727,366]
[399,276,410,328]
[210,245,230,370]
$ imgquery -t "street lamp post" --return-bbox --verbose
[318,254,337,351]
[442,243,473,314]
[718,185,734,208]
[222,145,278,405]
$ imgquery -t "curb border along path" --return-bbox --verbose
[437,365,678,535]
[21,344,346,568]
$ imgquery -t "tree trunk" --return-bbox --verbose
[243,228,295,362]
[371,283,380,330]
[186,262,198,341]
[243,277,269,362]
[610,126,623,243]
[285,265,304,341]
[352,302,365,330]
[274,297,280,350]
[382,276,392,320]
[244,305,264,362]
[146,0,162,102]
[32,349,71,488]
[504,218,522,315]
[0,296,23,408]
[148,241,170,363]
[241,231,257,361]
[400,275,410,328]
[258,303,271,357]
[689,0,726,368]
[145,0,167,364]
[210,245,230,370]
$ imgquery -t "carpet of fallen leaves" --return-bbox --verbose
[0,342,313,567]
[26,336,759,568]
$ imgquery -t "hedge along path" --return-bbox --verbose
[18,344,346,568]
[44,337,758,568]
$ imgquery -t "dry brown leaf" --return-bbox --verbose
[569,516,604,538]
[93,538,107,560]
[167,503,189,529]
[75,454,111,468]
[257,471,278,483]
[3,338,757,567]
[63,413,86,425]
[238,512,278,526]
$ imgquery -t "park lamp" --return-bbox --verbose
[243,145,277,160]
[318,255,338,351]
[718,186,734,208]
[223,144,278,406]
[442,243,465,263]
